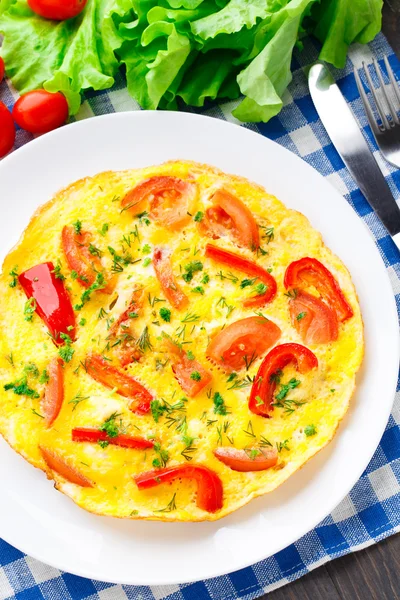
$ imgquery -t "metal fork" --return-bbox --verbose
[354,56,400,168]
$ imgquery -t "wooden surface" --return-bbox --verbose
[265,2,400,598]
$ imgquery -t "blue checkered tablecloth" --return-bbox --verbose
[0,31,400,600]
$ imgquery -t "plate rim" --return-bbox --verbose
[0,110,398,586]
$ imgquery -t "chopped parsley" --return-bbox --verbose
[135,211,151,226]
[9,266,18,288]
[24,363,39,378]
[275,378,301,401]
[58,333,74,363]
[191,285,204,295]
[23,297,36,322]
[52,261,65,281]
[73,220,82,235]
[88,244,102,258]
[75,272,106,310]
[194,211,204,222]
[159,307,171,322]
[108,246,134,273]
[142,244,151,255]
[241,277,257,288]
[304,424,317,437]
[186,350,195,360]
[79,318,86,326]
[39,369,49,384]
[142,257,151,267]
[99,223,109,236]
[201,273,210,284]
[254,283,268,295]
[190,371,201,381]
[296,311,307,321]
[213,391,228,415]
[4,376,39,398]
[151,399,168,423]
[182,261,203,283]
[100,412,121,438]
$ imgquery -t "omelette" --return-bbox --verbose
[0,161,363,521]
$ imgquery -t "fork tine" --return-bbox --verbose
[373,59,399,126]
[362,62,390,130]
[354,67,381,137]
[383,56,400,120]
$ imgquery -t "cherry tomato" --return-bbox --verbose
[27,0,87,20]
[121,176,198,230]
[40,446,93,487]
[86,353,153,414]
[214,447,278,472]
[0,101,15,158]
[205,244,277,307]
[72,428,154,449]
[0,57,5,82]
[62,225,114,293]
[206,316,281,372]
[12,90,68,134]
[41,357,64,426]
[19,261,76,344]
[249,343,318,417]
[289,290,338,344]
[199,189,260,249]
[284,257,353,322]
[163,334,212,397]
[153,247,188,310]
[134,465,223,513]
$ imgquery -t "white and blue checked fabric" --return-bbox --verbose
[1,31,400,600]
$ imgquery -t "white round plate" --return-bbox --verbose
[0,112,398,586]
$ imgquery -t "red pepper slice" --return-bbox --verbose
[284,257,353,322]
[85,353,153,414]
[153,247,188,310]
[214,447,278,472]
[163,334,212,397]
[249,343,318,417]
[134,464,223,513]
[198,189,260,250]
[72,428,154,449]
[205,244,277,307]
[40,446,93,487]
[41,357,64,426]
[62,225,114,293]
[19,262,76,345]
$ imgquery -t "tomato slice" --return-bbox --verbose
[284,257,353,322]
[163,334,212,397]
[108,289,143,366]
[72,428,154,449]
[40,446,93,487]
[19,262,76,345]
[205,244,277,307]
[153,247,188,310]
[249,343,318,417]
[214,447,278,472]
[289,290,338,344]
[121,176,198,230]
[207,316,281,372]
[134,465,223,513]
[41,357,64,426]
[199,189,260,250]
[85,353,153,414]
[62,225,114,293]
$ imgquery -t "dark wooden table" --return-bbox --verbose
[265,2,400,598]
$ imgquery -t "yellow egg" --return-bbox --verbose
[0,161,363,521]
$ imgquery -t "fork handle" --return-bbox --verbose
[392,232,400,253]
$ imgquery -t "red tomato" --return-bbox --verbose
[62,225,114,293]
[12,90,68,134]
[134,465,223,513]
[249,343,318,417]
[284,257,353,322]
[153,247,188,310]
[108,290,143,366]
[214,447,278,472]
[0,57,5,82]
[206,316,281,372]
[289,290,338,344]
[0,101,15,158]
[163,334,212,397]
[40,446,93,487]
[86,353,153,414]
[121,176,198,230]
[28,0,87,20]
[19,262,76,344]
[72,428,154,449]
[199,189,260,249]
[205,244,277,307]
[41,357,64,426]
